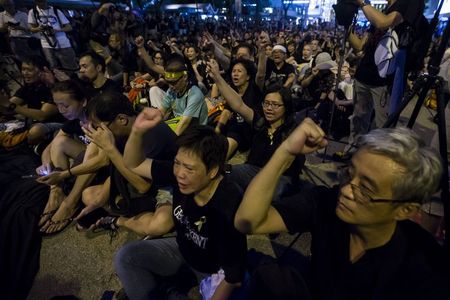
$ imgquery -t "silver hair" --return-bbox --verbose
[357,127,443,204]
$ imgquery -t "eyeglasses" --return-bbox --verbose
[338,167,407,205]
[262,101,284,109]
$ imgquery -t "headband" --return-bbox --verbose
[164,71,187,81]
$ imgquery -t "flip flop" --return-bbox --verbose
[41,217,74,236]
[39,209,57,227]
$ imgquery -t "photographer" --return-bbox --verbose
[28,0,77,71]
[346,0,424,149]
[0,0,41,62]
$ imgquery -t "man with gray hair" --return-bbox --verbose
[235,118,449,299]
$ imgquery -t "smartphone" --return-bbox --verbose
[77,207,109,229]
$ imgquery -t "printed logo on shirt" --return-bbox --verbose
[174,205,208,249]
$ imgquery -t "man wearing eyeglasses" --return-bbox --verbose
[235,118,450,299]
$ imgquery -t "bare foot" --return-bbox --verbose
[38,186,64,227]
[40,200,77,235]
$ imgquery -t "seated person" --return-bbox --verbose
[208,59,304,199]
[235,119,450,299]
[159,57,208,135]
[0,55,64,145]
[75,92,177,227]
[209,58,263,158]
[78,51,122,99]
[112,110,247,299]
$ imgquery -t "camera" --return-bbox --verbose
[41,25,55,36]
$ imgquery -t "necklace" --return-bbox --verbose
[267,128,275,145]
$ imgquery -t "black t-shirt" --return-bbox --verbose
[14,82,64,123]
[14,82,53,110]
[354,0,424,86]
[264,60,295,88]
[226,83,263,151]
[246,112,305,181]
[151,161,247,284]
[61,119,90,144]
[274,186,450,300]
[84,79,123,100]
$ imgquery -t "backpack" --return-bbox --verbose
[374,28,399,78]
[405,15,430,73]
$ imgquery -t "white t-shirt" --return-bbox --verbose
[28,6,71,49]
[0,10,31,38]
[338,80,353,101]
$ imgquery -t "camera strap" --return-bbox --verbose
[32,6,60,48]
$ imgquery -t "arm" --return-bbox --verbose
[283,72,296,89]
[234,118,327,234]
[123,107,163,179]
[206,59,254,124]
[13,102,59,122]
[83,123,151,194]
[116,205,174,236]
[301,68,318,88]
[255,49,267,91]
[135,36,165,75]
[175,115,193,136]
[348,29,367,52]
[212,281,240,300]
[358,1,404,30]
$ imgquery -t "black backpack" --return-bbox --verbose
[405,15,430,73]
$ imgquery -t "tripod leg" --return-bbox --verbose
[407,80,434,128]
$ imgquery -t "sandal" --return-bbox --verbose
[41,217,74,236]
[38,209,57,227]
[94,216,119,243]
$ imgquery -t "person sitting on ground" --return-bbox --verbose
[207,59,304,199]
[235,118,450,299]
[255,31,295,91]
[0,55,64,146]
[78,51,122,99]
[158,57,208,135]
[35,92,114,235]
[75,91,177,228]
[112,112,247,299]
[209,58,263,158]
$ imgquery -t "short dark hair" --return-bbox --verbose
[86,92,136,122]
[22,55,48,70]
[165,56,187,72]
[176,125,228,175]
[52,80,87,102]
[81,51,106,72]
[229,58,256,83]
[236,42,254,57]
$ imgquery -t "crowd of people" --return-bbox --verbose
[1,0,450,299]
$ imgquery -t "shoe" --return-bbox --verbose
[94,216,119,243]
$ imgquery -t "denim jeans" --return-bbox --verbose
[114,237,208,300]
[229,164,295,202]
[41,47,78,71]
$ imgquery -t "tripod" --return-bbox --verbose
[383,2,450,249]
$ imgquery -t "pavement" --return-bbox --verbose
[28,97,439,300]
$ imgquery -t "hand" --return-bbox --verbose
[206,59,220,80]
[258,31,270,50]
[312,67,319,76]
[36,170,67,185]
[40,67,55,86]
[133,107,163,134]
[134,35,145,48]
[82,123,116,152]
[53,68,71,81]
[36,162,52,176]
[281,118,327,155]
